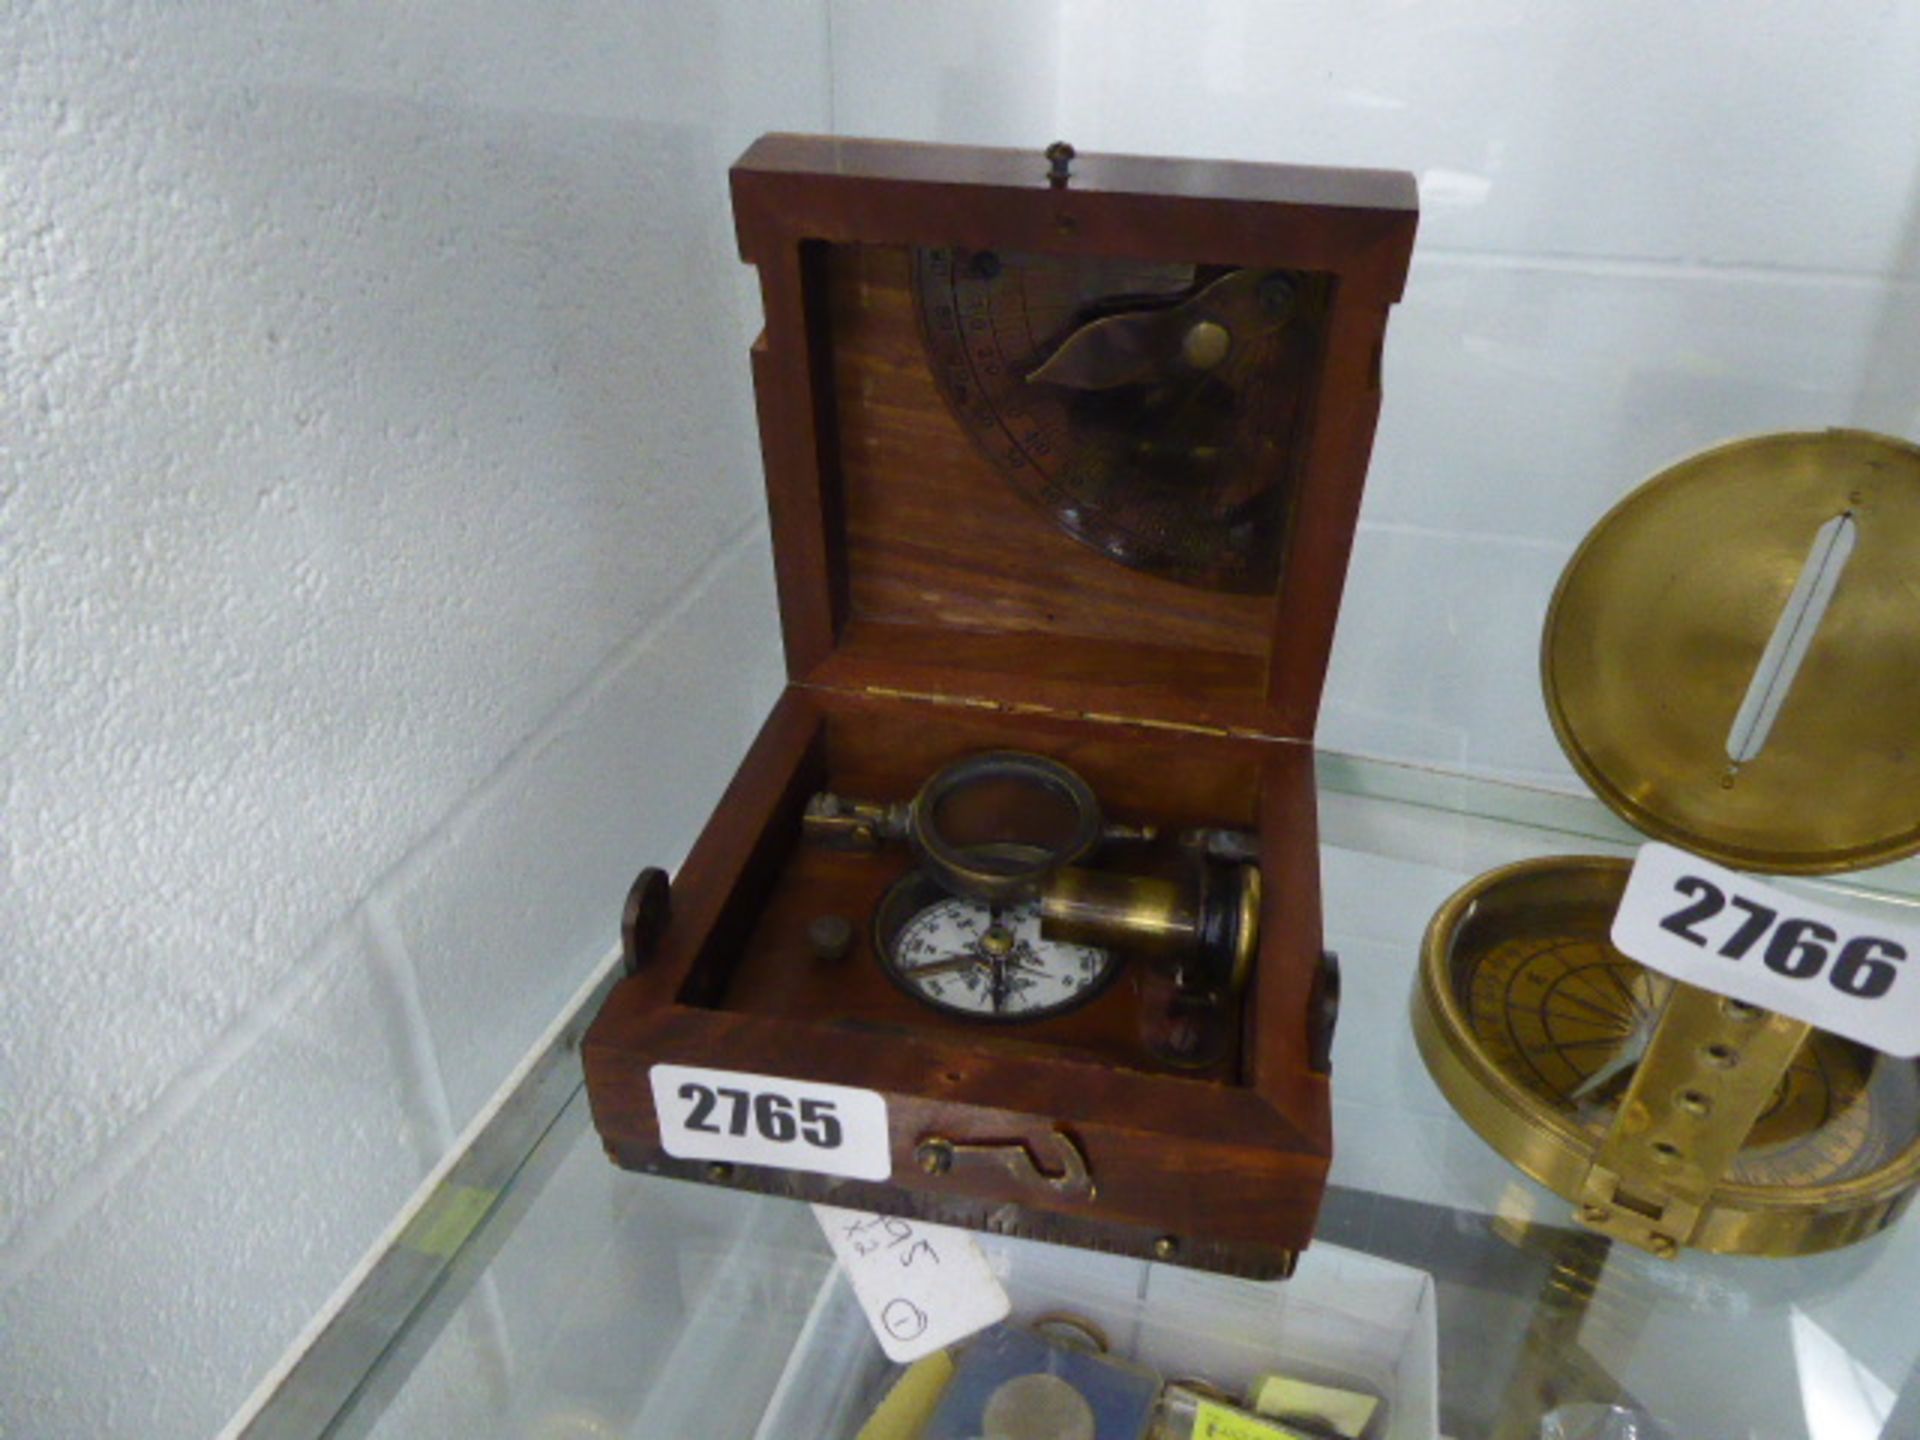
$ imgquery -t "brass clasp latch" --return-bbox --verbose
[915,1128,1096,1200]
[1575,984,1811,1258]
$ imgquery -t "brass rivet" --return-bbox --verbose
[916,1140,953,1176]
[1181,320,1231,371]
[1258,274,1297,315]
[1152,1235,1179,1260]
[1678,1089,1713,1117]
[706,1162,734,1182]
[1722,998,1762,1021]
[1703,1043,1739,1068]
[1651,1141,1683,1165]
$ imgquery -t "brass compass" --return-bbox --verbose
[1415,857,1920,1257]
[874,867,1118,1023]
[1416,431,1920,1258]
[805,752,1260,1034]
[913,248,1325,592]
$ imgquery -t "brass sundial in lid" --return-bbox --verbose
[1416,430,1920,1258]
[913,247,1327,594]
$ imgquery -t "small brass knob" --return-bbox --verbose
[1045,140,1076,187]
[1181,321,1231,371]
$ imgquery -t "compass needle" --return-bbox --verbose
[904,954,986,979]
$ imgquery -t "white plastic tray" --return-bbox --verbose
[753,1230,1439,1440]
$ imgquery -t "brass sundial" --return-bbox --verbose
[913,247,1326,593]
[1416,857,1920,1257]
[1416,432,1920,1259]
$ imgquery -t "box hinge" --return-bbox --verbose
[1079,710,1239,739]
[857,685,1249,740]
[861,685,1004,713]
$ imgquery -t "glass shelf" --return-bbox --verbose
[242,754,1920,1440]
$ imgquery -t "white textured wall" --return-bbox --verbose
[2,4,827,1435]
[832,0,1920,787]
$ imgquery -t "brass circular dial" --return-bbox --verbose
[913,247,1323,593]
[1414,856,1920,1255]
[1465,932,1904,1189]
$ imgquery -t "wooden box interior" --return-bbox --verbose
[739,135,1418,741]
[680,690,1299,1086]
[810,239,1312,725]
[587,682,1331,1259]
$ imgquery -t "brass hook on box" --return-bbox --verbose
[915,1128,1096,1200]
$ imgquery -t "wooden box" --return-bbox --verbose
[584,134,1416,1277]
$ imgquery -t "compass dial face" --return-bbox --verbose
[876,879,1114,1022]
[1459,929,1920,1190]
[913,247,1324,593]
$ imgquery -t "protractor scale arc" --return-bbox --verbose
[1415,857,1920,1257]
[913,247,1323,593]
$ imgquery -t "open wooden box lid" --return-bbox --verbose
[734,134,1417,742]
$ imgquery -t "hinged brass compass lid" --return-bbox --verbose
[1542,429,1920,874]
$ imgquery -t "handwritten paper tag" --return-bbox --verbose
[812,1205,1011,1362]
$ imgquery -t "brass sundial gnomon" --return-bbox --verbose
[913,247,1326,593]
